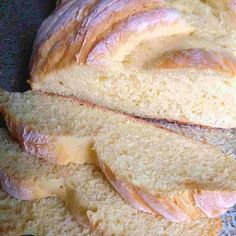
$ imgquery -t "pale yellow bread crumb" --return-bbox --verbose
[0,128,222,235]
[95,124,236,221]
[0,90,236,222]
[0,186,94,236]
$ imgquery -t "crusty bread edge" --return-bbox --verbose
[97,157,236,222]
[0,170,51,200]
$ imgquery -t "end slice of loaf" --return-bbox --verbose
[0,187,94,236]
[1,90,236,221]
[0,128,223,235]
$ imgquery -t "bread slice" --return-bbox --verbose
[1,90,236,221]
[30,0,236,128]
[0,128,223,235]
[0,187,94,236]
[0,89,130,165]
[95,124,236,221]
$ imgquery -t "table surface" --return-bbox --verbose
[0,0,56,92]
[0,0,56,126]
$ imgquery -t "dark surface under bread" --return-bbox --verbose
[0,0,56,127]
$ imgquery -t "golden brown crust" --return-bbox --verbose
[194,190,236,218]
[155,48,236,76]
[97,156,156,215]
[4,112,59,164]
[31,0,164,81]
[0,170,50,200]
[3,112,95,166]
[77,0,165,64]
[31,0,99,81]
[87,8,193,65]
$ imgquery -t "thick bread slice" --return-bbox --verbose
[0,187,94,236]
[0,129,222,235]
[30,0,236,128]
[1,91,236,222]
[95,124,236,221]
[0,89,130,165]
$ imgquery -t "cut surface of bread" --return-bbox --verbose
[0,89,129,165]
[0,187,94,236]
[0,128,223,235]
[30,0,236,128]
[95,124,236,221]
[1,90,236,222]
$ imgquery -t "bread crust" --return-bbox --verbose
[0,170,50,200]
[97,156,156,215]
[4,112,60,164]
[155,48,236,76]
[31,0,164,81]
[3,112,95,166]
[87,8,193,64]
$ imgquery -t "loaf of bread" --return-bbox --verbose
[1,90,236,222]
[0,128,223,235]
[30,0,236,128]
[0,186,94,236]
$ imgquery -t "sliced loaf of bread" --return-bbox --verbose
[0,186,94,236]
[30,0,236,128]
[0,90,236,221]
[0,128,223,235]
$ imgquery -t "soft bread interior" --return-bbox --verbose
[0,128,223,235]
[0,187,93,236]
[32,65,236,128]
[95,123,236,220]
[1,91,236,221]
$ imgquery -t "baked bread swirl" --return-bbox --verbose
[0,128,223,235]
[1,90,236,222]
[30,0,236,128]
